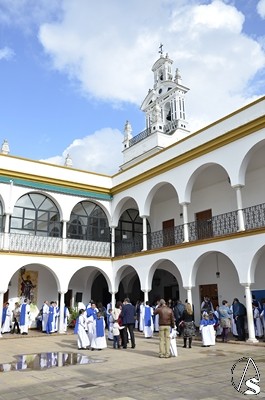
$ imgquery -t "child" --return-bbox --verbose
[199,312,212,347]
[108,308,114,341]
[112,321,121,349]
[91,312,107,350]
[74,309,90,350]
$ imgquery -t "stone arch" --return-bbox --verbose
[111,196,140,227]
[5,263,61,308]
[68,198,111,226]
[67,200,110,242]
[10,191,62,237]
[68,265,112,307]
[191,250,239,288]
[11,190,63,219]
[249,244,265,284]
[114,264,141,303]
[143,181,179,217]
[184,162,230,204]
[238,138,265,186]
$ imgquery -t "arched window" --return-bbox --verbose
[67,201,109,242]
[10,193,61,236]
[115,209,150,241]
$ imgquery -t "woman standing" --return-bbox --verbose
[181,303,195,348]
[218,300,232,342]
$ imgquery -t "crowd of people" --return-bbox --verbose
[1,299,70,335]
[2,294,265,358]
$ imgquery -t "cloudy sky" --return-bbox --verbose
[0,0,265,175]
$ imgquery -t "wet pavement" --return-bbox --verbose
[0,330,265,399]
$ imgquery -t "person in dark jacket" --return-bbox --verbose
[154,299,175,358]
[120,298,136,349]
[232,298,246,341]
[174,300,185,336]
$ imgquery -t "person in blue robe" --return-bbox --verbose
[46,302,55,334]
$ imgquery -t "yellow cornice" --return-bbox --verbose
[0,167,112,196]
[111,114,265,195]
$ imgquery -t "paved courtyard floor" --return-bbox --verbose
[0,331,264,400]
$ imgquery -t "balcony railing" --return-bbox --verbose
[188,210,238,242]
[115,237,143,256]
[9,234,63,254]
[128,118,180,148]
[129,127,152,147]
[243,203,265,229]
[0,203,265,257]
[65,238,110,257]
[147,225,184,251]
[4,233,111,257]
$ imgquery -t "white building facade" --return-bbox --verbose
[0,53,265,342]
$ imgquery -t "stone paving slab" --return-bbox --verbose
[0,331,265,399]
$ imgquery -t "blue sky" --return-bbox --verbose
[0,0,265,175]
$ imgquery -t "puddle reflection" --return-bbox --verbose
[0,352,104,372]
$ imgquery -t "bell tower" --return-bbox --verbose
[121,46,190,170]
[142,45,189,136]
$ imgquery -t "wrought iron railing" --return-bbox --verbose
[148,225,184,250]
[128,118,181,148]
[129,127,152,147]
[188,210,238,242]
[115,237,143,256]
[243,203,265,230]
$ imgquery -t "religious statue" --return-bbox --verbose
[152,103,162,124]
[20,271,36,302]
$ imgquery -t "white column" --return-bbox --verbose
[62,220,67,239]
[3,213,11,250]
[142,216,147,251]
[144,290,149,304]
[233,185,245,231]
[59,291,66,334]
[0,291,4,338]
[111,227,115,258]
[62,220,68,254]
[181,203,189,242]
[184,287,192,306]
[243,284,258,343]
[111,292,116,309]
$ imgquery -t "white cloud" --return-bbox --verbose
[41,128,123,175]
[38,0,265,133]
[257,0,265,19]
[0,0,62,32]
[3,0,265,174]
[0,46,14,61]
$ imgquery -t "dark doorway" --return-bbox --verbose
[196,209,213,239]
[163,219,175,246]
[199,284,219,310]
